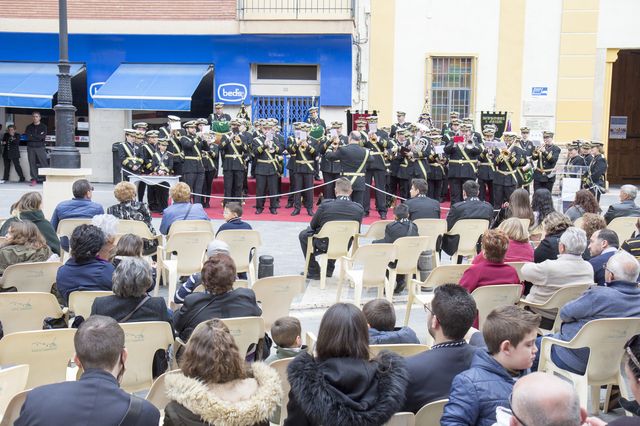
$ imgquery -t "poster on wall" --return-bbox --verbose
[480,111,508,138]
[610,116,628,139]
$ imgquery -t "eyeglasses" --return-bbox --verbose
[625,335,640,371]
[423,303,433,315]
[509,393,528,426]
[90,186,95,191]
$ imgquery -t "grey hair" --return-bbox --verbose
[621,185,638,200]
[91,214,119,239]
[112,257,152,298]
[607,250,640,283]
[207,239,230,257]
[559,227,587,256]
[516,384,582,426]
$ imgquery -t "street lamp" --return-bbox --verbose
[51,0,81,168]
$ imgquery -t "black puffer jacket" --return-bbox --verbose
[284,351,408,426]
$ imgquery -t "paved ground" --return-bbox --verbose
[0,181,627,420]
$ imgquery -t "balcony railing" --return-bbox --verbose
[237,0,355,20]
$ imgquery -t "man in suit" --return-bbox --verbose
[402,284,477,413]
[588,229,619,286]
[299,177,364,280]
[325,130,372,210]
[604,184,640,224]
[15,315,160,425]
[446,180,494,230]
[405,178,440,219]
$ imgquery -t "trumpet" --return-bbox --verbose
[233,135,243,146]
[370,133,378,144]
[331,136,340,149]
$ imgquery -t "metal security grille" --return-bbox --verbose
[251,96,317,140]
[429,57,474,129]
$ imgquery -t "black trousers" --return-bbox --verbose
[293,172,314,210]
[478,178,493,205]
[184,172,205,205]
[255,174,278,209]
[449,178,468,204]
[534,179,555,193]
[3,157,24,181]
[428,179,443,201]
[365,169,388,214]
[223,170,244,205]
[137,181,147,202]
[388,175,409,204]
[202,169,216,207]
[351,189,365,209]
[322,172,340,199]
[493,184,516,208]
[147,184,161,212]
[27,146,48,181]
[157,185,169,211]
[173,162,184,181]
[299,227,335,274]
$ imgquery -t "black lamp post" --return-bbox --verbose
[51,0,81,168]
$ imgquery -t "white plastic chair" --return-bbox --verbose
[68,290,113,319]
[216,229,262,285]
[56,218,93,237]
[387,236,430,287]
[167,219,213,236]
[446,219,490,263]
[116,219,158,240]
[404,264,471,326]
[145,369,178,412]
[220,316,265,357]
[303,220,360,290]
[337,244,397,306]
[607,217,639,243]
[519,283,593,334]
[471,284,523,329]
[0,364,29,418]
[413,218,448,267]
[539,318,640,415]
[352,220,393,253]
[0,293,65,335]
[384,412,416,426]
[0,261,61,293]
[270,357,293,425]
[252,275,305,329]
[505,262,528,281]
[415,399,448,426]
[305,331,317,355]
[0,389,29,426]
[156,231,211,299]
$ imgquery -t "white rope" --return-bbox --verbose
[364,183,407,202]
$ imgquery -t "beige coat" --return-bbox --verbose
[522,253,594,306]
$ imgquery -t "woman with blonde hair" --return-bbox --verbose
[163,319,281,426]
[473,217,534,264]
[0,192,60,255]
[0,221,52,275]
[158,182,209,235]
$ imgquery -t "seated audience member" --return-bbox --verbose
[565,189,601,223]
[507,372,589,426]
[50,178,104,231]
[265,316,306,364]
[174,240,230,304]
[492,188,534,229]
[521,227,594,318]
[588,229,620,286]
[404,178,440,220]
[531,188,555,231]
[604,334,640,423]
[403,284,477,413]
[285,303,408,426]
[579,213,607,260]
[459,229,520,295]
[159,182,209,235]
[111,233,144,267]
[363,298,419,345]
[0,192,60,255]
[163,319,281,426]
[92,214,119,262]
[15,316,160,426]
[604,184,640,224]
[534,212,572,263]
[441,306,540,426]
[56,225,115,304]
[299,177,364,280]
[373,203,418,244]
[446,180,494,230]
[473,218,534,264]
[533,250,640,375]
[622,218,640,262]
[107,181,155,232]
[0,221,52,275]
[216,202,252,236]
[173,254,261,341]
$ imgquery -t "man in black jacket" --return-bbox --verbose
[404,178,440,219]
[604,184,640,224]
[446,180,494,230]
[24,111,48,186]
[403,284,477,413]
[373,203,418,244]
[299,177,364,280]
[2,124,25,182]
[15,315,160,425]
[326,130,372,209]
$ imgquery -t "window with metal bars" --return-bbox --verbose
[429,56,474,129]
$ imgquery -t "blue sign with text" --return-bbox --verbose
[531,87,548,96]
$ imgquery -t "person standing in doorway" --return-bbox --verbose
[2,124,25,183]
[25,111,48,186]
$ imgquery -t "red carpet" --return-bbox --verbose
[153,177,451,224]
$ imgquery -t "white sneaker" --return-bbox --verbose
[0,180,5,184]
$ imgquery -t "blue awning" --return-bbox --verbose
[0,62,84,109]
[92,63,212,111]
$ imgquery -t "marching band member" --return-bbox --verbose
[493,132,526,208]
[532,130,561,192]
[584,141,607,201]
[364,115,390,219]
[289,123,317,216]
[160,115,185,179]
[325,130,371,209]
[285,123,301,209]
[197,118,217,208]
[117,129,143,182]
[152,138,174,211]
[319,121,345,200]
[390,111,410,138]
[180,121,206,204]
[580,141,593,165]
[220,120,248,206]
[444,122,480,204]
[518,126,535,157]
[306,106,326,129]
[427,133,446,201]
[565,140,586,179]
[441,111,460,135]
[211,102,231,122]
[141,130,160,211]
[253,121,284,215]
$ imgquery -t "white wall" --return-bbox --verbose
[87,106,129,183]
[520,0,562,136]
[391,0,501,123]
[597,0,640,48]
